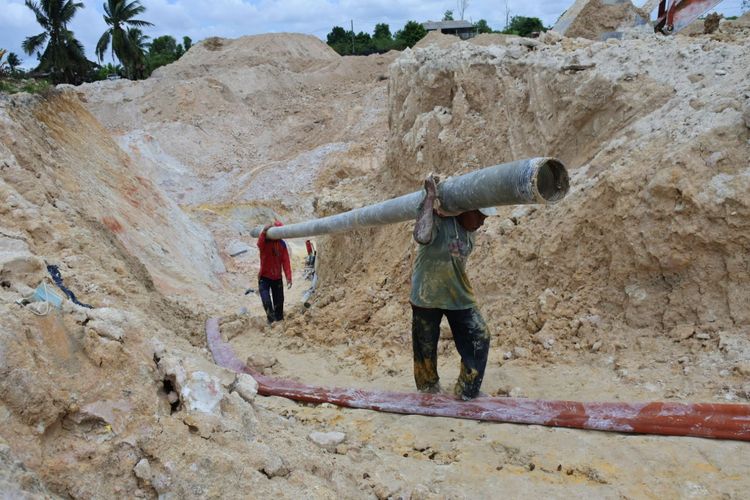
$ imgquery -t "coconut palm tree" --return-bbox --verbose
[96,0,153,78]
[125,27,149,79]
[21,0,90,83]
[7,53,22,72]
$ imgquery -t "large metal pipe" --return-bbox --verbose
[251,157,569,239]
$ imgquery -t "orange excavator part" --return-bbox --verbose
[655,0,724,33]
[207,318,750,441]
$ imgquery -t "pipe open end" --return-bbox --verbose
[535,159,570,203]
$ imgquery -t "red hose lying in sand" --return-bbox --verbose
[206,318,750,441]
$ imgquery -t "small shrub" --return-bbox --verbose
[204,37,224,51]
[0,77,51,94]
[21,79,50,94]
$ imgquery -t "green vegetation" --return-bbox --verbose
[6,52,21,71]
[92,0,190,80]
[126,27,150,79]
[0,77,51,94]
[1,47,49,94]
[326,20,428,56]
[21,0,93,84]
[10,0,189,85]
[475,20,493,34]
[396,21,429,48]
[325,12,544,57]
[0,50,26,80]
[372,23,392,53]
[501,16,545,37]
[96,0,153,79]
[324,7,548,56]
[146,35,190,74]
[326,26,376,55]
[95,62,122,79]
[326,26,349,55]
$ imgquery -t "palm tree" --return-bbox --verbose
[7,53,22,72]
[96,0,153,78]
[22,0,90,83]
[98,62,122,79]
[125,27,149,79]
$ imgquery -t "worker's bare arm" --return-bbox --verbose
[413,174,439,245]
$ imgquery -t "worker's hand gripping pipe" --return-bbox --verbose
[251,157,569,240]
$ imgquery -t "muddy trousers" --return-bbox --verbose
[411,305,490,400]
[259,277,284,323]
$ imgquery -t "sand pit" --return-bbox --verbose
[1,24,749,497]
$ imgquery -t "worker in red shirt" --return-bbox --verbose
[257,221,292,324]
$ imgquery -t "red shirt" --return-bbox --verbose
[257,231,292,282]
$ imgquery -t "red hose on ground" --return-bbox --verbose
[206,318,750,441]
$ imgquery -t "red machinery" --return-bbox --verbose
[655,0,724,33]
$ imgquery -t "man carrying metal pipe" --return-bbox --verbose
[411,174,497,400]
[248,158,569,387]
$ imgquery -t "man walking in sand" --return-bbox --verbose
[257,221,292,324]
[410,174,495,400]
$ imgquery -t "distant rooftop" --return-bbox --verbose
[422,20,475,31]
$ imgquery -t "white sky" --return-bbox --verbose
[1,0,745,68]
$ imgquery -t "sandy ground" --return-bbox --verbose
[228,319,750,498]
[1,13,750,499]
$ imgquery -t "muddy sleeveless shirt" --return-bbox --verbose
[410,215,477,310]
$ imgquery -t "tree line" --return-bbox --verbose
[0,0,191,86]
[327,22,429,55]
[325,15,545,56]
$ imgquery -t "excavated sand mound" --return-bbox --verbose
[681,10,750,39]
[554,0,650,39]
[79,33,393,209]
[469,33,515,46]
[414,30,464,49]
[154,33,341,79]
[416,31,516,49]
